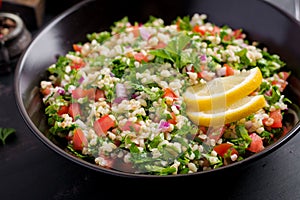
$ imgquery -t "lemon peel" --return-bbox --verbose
[183,67,263,111]
[186,95,267,127]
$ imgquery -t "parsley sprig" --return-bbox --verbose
[0,127,16,145]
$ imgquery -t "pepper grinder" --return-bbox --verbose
[0,12,31,74]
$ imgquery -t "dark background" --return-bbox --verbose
[1,0,300,199]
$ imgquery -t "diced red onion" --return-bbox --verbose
[57,87,65,95]
[139,27,151,41]
[200,54,207,62]
[116,83,127,98]
[159,120,170,132]
[113,97,127,104]
[131,93,139,99]
[78,76,85,84]
[174,104,180,110]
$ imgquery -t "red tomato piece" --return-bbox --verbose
[73,44,82,52]
[73,128,88,151]
[154,41,167,49]
[167,112,177,125]
[206,126,225,141]
[224,64,235,76]
[68,103,81,120]
[163,88,178,99]
[213,143,238,158]
[134,52,148,62]
[272,71,290,91]
[131,25,140,37]
[57,105,69,115]
[232,29,243,39]
[95,89,105,101]
[247,133,264,153]
[198,126,208,134]
[70,57,85,70]
[192,25,206,35]
[84,88,96,100]
[211,26,220,35]
[72,88,96,100]
[278,71,290,81]
[269,109,283,128]
[120,121,141,132]
[72,88,86,99]
[94,115,115,136]
[41,86,52,96]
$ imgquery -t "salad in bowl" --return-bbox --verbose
[39,13,293,175]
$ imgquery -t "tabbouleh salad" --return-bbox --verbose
[40,13,292,175]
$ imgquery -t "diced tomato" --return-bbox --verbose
[282,125,291,137]
[198,126,208,135]
[278,71,290,81]
[222,34,232,42]
[223,29,243,41]
[71,61,85,70]
[224,64,235,76]
[41,88,51,96]
[163,88,177,99]
[154,41,167,49]
[84,88,97,100]
[72,88,87,99]
[134,52,148,62]
[41,86,52,96]
[206,126,225,141]
[213,143,238,158]
[131,25,140,37]
[167,112,177,125]
[72,88,96,100]
[68,103,81,120]
[73,128,88,151]
[98,154,136,173]
[113,160,135,173]
[247,133,264,153]
[73,44,82,52]
[163,88,178,105]
[211,26,220,35]
[120,121,141,132]
[57,105,69,115]
[232,29,243,39]
[176,20,181,31]
[192,25,206,36]
[70,57,85,70]
[187,65,209,79]
[94,115,115,136]
[272,71,290,91]
[269,109,283,128]
[95,89,105,101]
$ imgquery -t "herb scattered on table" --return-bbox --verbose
[0,127,16,145]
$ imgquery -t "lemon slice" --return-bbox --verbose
[183,67,263,111]
[186,95,267,127]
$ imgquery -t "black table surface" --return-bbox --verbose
[1,1,300,199]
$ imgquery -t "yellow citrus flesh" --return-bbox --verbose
[183,67,263,111]
[186,95,267,127]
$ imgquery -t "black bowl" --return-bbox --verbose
[14,0,300,178]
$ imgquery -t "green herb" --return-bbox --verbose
[175,15,192,31]
[87,31,111,44]
[149,33,195,70]
[0,127,16,145]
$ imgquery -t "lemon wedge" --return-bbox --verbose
[186,95,267,127]
[183,67,263,111]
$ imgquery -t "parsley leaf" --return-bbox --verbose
[0,127,16,145]
[149,33,193,70]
